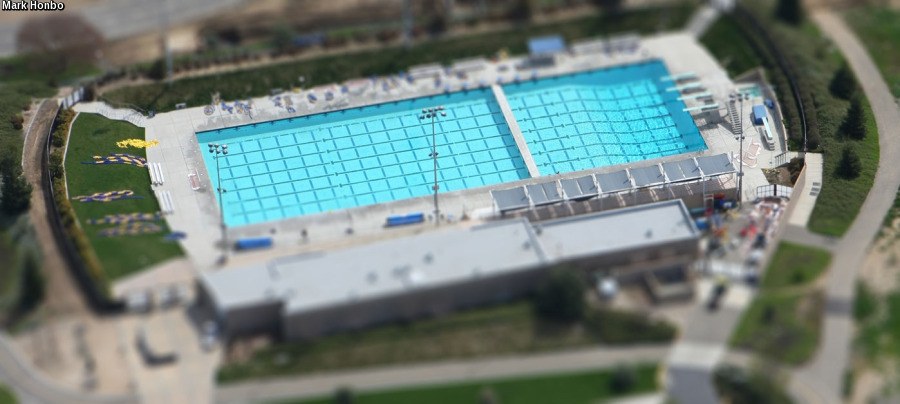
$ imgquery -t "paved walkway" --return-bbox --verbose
[0,332,137,404]
[787,153,823,227]
[785,11,900,404]
[781,224,839,252]
[215,345,670,403]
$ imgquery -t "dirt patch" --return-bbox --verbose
[21,99,90,318]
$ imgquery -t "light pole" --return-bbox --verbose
[420,106,446,225]
[208,143,229,264]
[732,91,747,206]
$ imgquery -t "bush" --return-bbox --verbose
[49,149,64,179]
[843,96,866,140]
[533,270,585,323]
[9,114,23,130]
[17,252,44,314]
[334,386,355,404]
[775,0,803,25]
[837,145,862,179]
[609,364,637,394]
[584,308,677,344]
[147,58,166,81]
[0,169,32,215]
[830,63,857,100]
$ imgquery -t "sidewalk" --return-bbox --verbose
[787,153,823,227]
[216,345,670,403]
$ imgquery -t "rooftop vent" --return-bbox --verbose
[367,271,378,284]
[424,252,434,264]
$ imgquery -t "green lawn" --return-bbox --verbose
[730,291,823,365]
[0,383,16,404]
[845,7,900,98]
[762,242,831,289]
[218,302,675,383]
[730,243,830,365]
[856,287,900,364]
[64,113,183,279]
[701,0,880,237]
[102,3,696,113]
[276,365,659,404]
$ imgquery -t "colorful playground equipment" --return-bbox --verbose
[87,212,162,225]
[116,139,159,149]
[84,153,147,168]
[98,222,162,237]
[72,190,141,203]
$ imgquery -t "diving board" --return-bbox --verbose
[660,72,698,82]
[683,103,719,113]
[666,82,703,92]
[678,92,713,101]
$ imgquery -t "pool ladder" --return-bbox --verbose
[727,100,742,136]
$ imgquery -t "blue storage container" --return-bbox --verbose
[235,237,273,250]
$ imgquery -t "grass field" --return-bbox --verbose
[730,242,831,365]
[277,365,659,404]
[0,383,16,404]
[218,302,674,383]
[102,3,696,113]
[64,113,183,279]
[701,1,880,237]
[761,242,831,289]
[845,7,900,98]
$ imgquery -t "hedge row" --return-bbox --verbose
[47,110,112,297]
[732,6,820,151]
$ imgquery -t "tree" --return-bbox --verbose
[837,145,861,179]
[610,364,637,394]
[533,270,585,323]
[0,167,32,215]
[508,0,534,22]
[775,0,803,25]
[829,64,856,100]
[17,253,45,314]
[333,387,354,404]
[843,96,866,140]
[16,15,104,77]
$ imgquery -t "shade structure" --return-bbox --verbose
[596,170,633,193]
[629,165,666,188]
[491,187,530,213]
[526,182,563,206]
[662,159,702,183]
[696,153,737,177]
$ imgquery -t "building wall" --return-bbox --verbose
[282,265,548,340]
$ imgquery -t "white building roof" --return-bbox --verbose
[201,200,698,315]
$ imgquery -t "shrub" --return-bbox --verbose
[0,169,32,215]
[334,387,354,404]
[842,96,866,140]
[775,0,803,25]
[17,252,45,314]
[837,145,862,179]
[9,114,24,130]
[829,63,856,100]
[533,270,585,323]
[49,149,64,179]
[609,364,637,394]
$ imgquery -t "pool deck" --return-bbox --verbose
[76,32,786,273]
[490,84,541,178]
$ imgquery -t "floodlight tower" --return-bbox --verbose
[208,143,229,263]
[420,106,447,225]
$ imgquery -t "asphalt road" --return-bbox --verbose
[789,11,900,404]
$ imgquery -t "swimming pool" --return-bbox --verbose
[196,60,705,227]
[502,61,706,175]
[197,89,529,227]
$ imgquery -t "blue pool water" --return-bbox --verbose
[502,61,706,175]
[197,60,705,227]
[197,89,529,227]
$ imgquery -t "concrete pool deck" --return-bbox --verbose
[76,32,785,273]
